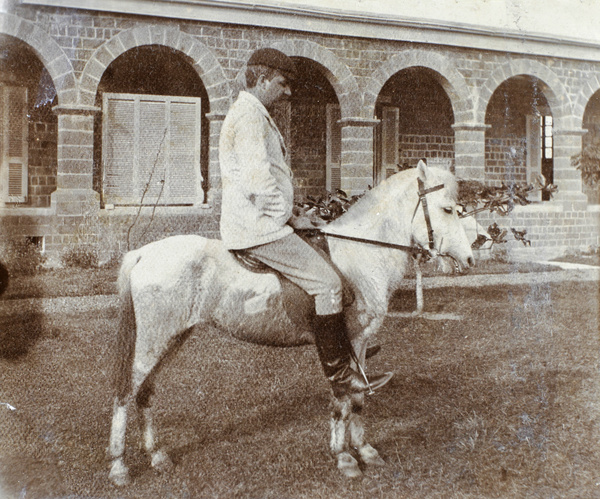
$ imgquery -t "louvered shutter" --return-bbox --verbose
[1,86,28,203]
[167,98,202,204]
[381,106,399,179]
[103,93,202,205]
[326,104,341,192]
[103,95,135,203]
[138,97,167,203]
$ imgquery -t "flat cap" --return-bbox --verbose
[247,48,297,79]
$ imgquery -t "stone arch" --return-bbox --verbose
[477,59,573,129]
[364,49,474,123]
[0,12,76,106]
[573,73,600,129]
[247,39,361,119]
[79,25,231,113]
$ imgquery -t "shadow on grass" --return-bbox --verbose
[0,262,46,359]
[0,310,45,359]
[168,388,331,468]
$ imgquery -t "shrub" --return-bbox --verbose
[0,238,46,276]
[60,244,99,269]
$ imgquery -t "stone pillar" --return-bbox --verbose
[452,122,489,181]
[51,105,100,215]
[339,118,379,195]
[205,111,226,206]
[552,128,588,207]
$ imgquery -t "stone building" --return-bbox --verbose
[0,0,599,263]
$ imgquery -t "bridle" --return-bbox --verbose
[322,178,446,260]
[413,178,445,253]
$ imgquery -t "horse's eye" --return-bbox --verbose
[443,207,453,214]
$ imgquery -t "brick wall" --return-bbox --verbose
[475,206,600,259]
[399,134,454,169]
[485,137,527,184]
[4,4,600,261]
[291,103,327,198]
[28,102,58,208]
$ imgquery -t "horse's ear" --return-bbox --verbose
[416,159,428,181]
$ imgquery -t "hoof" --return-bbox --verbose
[337,452,362,478]
[151,449,173,473]
[358,444,386,467]
[109,458,130,487]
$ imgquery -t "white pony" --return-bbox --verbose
[108,161,474,485]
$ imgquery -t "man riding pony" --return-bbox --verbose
[218,47,393,397]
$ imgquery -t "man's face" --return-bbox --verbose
[261,71,292,107]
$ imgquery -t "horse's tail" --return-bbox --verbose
[114,251,141,403]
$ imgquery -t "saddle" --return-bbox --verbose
[230,231,355,328]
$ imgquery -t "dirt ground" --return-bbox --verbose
[0,269,598,498]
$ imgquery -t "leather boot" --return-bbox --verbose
[312,313,393,397]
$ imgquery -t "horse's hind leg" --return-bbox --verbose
[108,364,168,485]
[136,378,173,473]
[108,397,132,486]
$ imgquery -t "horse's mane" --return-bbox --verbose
[336,166,458,224]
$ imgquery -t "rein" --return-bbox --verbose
[321,180,446,259]
[319,231,426,256]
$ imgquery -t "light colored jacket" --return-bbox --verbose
[219,91,294,250]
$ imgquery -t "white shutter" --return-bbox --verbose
[526,114,542,201]
[326,103,341,192]
[103,95,136,203]
[167,98,202,204]
[381,106,399,180]
[103,92,202,206]
[1,86,28,203]
[138,97,168,203]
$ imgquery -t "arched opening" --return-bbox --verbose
[581,91,600,204]
[268,57,340,198]
[374,67,454,184]
[0,34,57,208]
[95,45,210,206]
[485,76,552,200]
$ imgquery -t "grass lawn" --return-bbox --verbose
[0,267,598,498]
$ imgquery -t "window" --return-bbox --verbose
[540,115,553,201]
[541,115,553,160]
[0,85,28,204]
[102,92,203,206]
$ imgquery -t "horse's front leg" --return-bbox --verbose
[348,393,386,467]
[347,315,387,468]
[330,394,362,478]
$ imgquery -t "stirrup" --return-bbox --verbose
[328,367,393,397]
[350,348,393,395]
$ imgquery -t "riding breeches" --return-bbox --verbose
[246,233,343,316]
